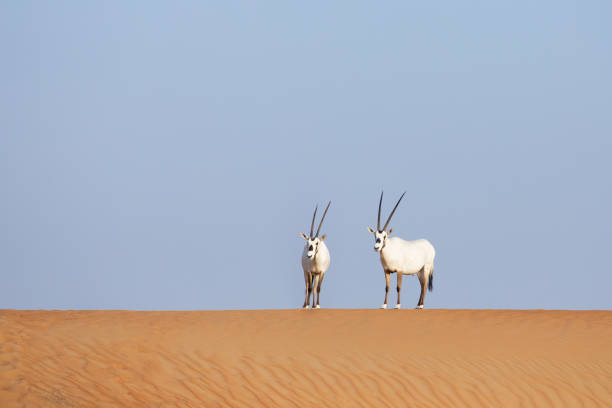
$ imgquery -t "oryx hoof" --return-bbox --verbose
[380,304,388,309]
[394,304,401,309]
[416,305,424,309]
[303,305,310,309]
[315,305,321,309]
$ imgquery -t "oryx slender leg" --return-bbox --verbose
[303,271,312,309]
[312,274,320,309]
[315,272,325,309]
[417,268,426,309]
[382,271,390,309]
[395,273,403,309]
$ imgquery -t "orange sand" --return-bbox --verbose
[1,309,610,407]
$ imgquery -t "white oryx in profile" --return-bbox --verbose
[367,192,435,309]
[300,201,331,309]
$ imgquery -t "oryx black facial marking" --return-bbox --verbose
[305,238,322,259]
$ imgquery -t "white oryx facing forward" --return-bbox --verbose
[368,192,435,309]
[300,201,331,309]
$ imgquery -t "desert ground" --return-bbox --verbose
[1,309,610,407]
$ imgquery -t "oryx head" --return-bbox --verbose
[300,201,331,259]
[367,191,405,252]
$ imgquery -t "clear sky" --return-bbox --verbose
[1,2,610,310]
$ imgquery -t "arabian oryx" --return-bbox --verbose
[367,192,436,309]
[300,201,331,309]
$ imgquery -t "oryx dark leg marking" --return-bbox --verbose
[312,274,320,308]
[396,272,403,306]
[303,272,312,308]
[316,273,325,307]
[417,268,426,307]
[384,271,391,306]
[309,274,315,307]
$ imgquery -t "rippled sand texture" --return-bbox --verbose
[1,309,611,407]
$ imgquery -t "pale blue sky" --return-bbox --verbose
[1,2,610,310]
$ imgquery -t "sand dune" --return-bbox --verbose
[1,309,610,407]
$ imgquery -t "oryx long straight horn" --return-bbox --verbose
[310,205,318,238]
[315,201,331,238]
[383,192,405,232]
[377,192,383,231]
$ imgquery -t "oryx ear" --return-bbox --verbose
[388,227,393,235]
[367,227,375,234]
[300,232,309,240]
[320,234,327,241]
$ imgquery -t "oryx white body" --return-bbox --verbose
[379,238,435,276]
[368,192,436,309]
[299,201,332,309]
